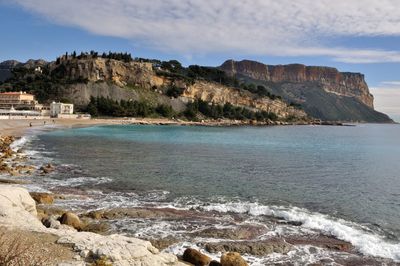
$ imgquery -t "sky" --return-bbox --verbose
[0,0,399,121]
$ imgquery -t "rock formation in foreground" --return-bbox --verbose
[0,185,186,265]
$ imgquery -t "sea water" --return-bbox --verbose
[21,124,400,262]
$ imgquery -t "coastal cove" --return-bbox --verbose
[3,123,399,265]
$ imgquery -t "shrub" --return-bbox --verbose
[166,86,185,98]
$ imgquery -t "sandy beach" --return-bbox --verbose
[0,117,190,137]
[0,117,309,138]
[0,118,126,137]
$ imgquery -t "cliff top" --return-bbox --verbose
[220,59,364,77]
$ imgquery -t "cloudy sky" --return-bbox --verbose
[0,0,399,121]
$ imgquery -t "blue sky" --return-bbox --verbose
[0,1,399,121]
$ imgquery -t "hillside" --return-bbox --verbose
[220,60,392,122]
[0,53,306,123]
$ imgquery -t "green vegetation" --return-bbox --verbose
[0,66,65,102]
[0,62,90,102]
[56,51,133,64]
[240,83,282,100]
[184,99,278,121]
[186,65,238,87]
[87,96,278,122]
[86,96,177,118]
[166,85,185,98]
[155,61,282,100]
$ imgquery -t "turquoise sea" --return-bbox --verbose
[21,124,400,263]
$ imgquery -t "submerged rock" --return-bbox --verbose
[40,163,55,174]
[286,235,353,253]
[83,207,212,221]
[150,237,181,250]
[82,221,111,234]
[191,225,267,240]
[220,252,248,266]
[182,248,212,266]
[0,178,31,184]
[30,192,54,204]
[204,239,292,256]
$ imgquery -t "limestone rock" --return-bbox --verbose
[30,192,54,204]
[183,81,306,121]
[150,237,180,250]
[0,186,186,265]
[286,235,353,253]
[220,252,248,266]
[40,163,55,174]
[191,225,266,240]
[0,185,44,230]
[204,240,292,256]
[42,216,62,229]
[219,59,392,123]
[0,178,30,184]
[59,212,83,230]
[220,59,374,107]
[56,232,186,266]
[82,221,111,234]
[182,248,212,266]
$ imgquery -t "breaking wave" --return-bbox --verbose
[197,201,400,261]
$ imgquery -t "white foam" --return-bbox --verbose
[165,241,353,266]
[45,176,113,188]
[199,202,400,261]
[10,136,31,151]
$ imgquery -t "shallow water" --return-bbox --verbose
[23,124,400,262]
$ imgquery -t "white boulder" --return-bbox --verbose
[0,185,44,230]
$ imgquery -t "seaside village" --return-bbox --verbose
[0,91,89,120]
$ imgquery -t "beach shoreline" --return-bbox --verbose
[0,116,352,138]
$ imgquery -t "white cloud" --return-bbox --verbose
[9,0,400,63]
[371,82,400,122]
[381,81,400,86]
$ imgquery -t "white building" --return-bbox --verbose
[0,106,41,119]
[50,102,74,118]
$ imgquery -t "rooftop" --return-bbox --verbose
[0,91,33,96]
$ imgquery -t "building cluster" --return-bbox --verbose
[0,91,77,119]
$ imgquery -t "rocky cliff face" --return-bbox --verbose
[50,58,161,88]
[220,60,374,108]
[183,81,305,119]
[47,58,306,120]
[220,60,391,122]
[4,56,387,122]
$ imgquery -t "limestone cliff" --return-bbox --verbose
[3,56,390,122]
[220,60,391,122]
[220,60,374,108]
[183,81,303,119]
[50,58,161,88]
[47,57,306,120]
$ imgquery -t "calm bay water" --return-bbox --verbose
[25,124,400,261]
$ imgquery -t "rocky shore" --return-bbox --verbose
[0,133,398,265]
